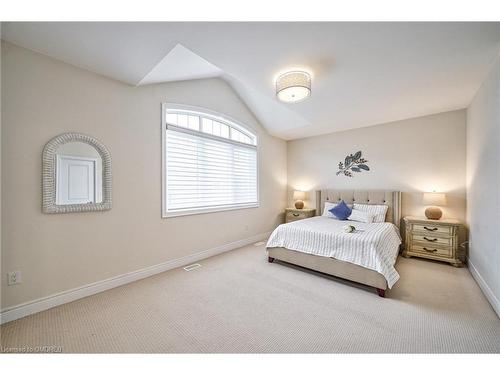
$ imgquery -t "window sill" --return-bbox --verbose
[162,203,260,218]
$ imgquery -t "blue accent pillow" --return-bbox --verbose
[329,200,352,220]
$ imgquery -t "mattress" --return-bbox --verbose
[266,216,402,288]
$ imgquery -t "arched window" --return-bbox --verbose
[162,104,259,217]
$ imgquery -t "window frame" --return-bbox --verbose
[161,103,260,218]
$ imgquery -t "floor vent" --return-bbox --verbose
[254,241,266,246]
[183,263,202,271]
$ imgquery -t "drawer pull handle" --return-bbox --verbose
[423,237,438,242]
[292,213,300,217]
[424,226,438,231]
[423,247,438,253]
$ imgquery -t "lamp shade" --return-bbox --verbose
[276,71,311,103]
[293,190,306,201]
[422,192,446,206]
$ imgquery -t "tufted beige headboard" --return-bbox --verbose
[316,190,402,227]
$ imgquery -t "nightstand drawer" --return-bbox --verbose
[285,208,316,223]
[412,234,452,246]
[410,244,453,258]
[286,211,308,222]
[412,223,453,236]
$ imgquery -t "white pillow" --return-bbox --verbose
[322,201,353,218]
[353,203,388,223]
[348,208,375,223]
[322,201,338,218]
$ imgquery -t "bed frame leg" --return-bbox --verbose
[268,256,275,263]
[376,288,386,298]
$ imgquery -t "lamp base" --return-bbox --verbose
[425,206,442,220]
[295,200,304,209]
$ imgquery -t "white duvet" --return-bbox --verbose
[266,216,402,288]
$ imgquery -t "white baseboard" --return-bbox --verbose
[468,259,500,318]
[0,231,271,324]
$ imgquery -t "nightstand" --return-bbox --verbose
[285,208,316,223]
[403,216,462,267]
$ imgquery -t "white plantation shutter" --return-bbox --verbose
[164,115,258,216]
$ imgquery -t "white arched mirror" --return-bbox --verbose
[42,132,112,213]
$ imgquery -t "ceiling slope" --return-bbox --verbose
[3,22,500,139]
[138,43,222,85]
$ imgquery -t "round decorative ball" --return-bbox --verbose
[425,206,442,220]
[295,200,304,209]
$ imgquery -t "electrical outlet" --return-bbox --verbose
[7,271,22,286]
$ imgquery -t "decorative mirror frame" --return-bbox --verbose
[42,132,112,213]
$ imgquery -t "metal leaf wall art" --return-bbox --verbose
[336,151,370,177]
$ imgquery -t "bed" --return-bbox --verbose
[266,190,402,297]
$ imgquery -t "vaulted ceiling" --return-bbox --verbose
[3,22,500,139]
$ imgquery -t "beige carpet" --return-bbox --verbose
[1,243,499,353]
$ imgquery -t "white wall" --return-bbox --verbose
[0,25,3,311]
[287,110,467,224]
[466,56,500,315]
[1,42,287,309]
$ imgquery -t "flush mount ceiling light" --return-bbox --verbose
[276,71,311,103]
